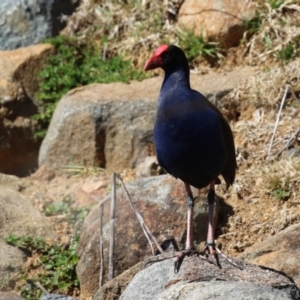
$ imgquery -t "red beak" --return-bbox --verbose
[144,55,162,71]
[144,44,169,71]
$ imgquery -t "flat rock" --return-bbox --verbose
[120,255,300,300]
[240,223,300,287]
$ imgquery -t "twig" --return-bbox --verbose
[116,173,164,254]
[102,43,108,61]
[289,86,300,103]
[269,128,300,161]
[33,281,49,295]
[99,203,104,288]
[267,85,289,157]
[109,173,116,280]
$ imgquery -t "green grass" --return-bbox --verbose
[244,11,263,37]
[268,0,285,9]
[43,195,90,225]
[267,175,291,201]
[275,36,300,62]
[34,35,149,138]
[178,30,222,62]
[4,235,80,300]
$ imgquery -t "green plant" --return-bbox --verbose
[178,30,222,61]
[244,11,263,36]
[43,195,90,225]
[275,36,300,62]
[44,201,70,216]
[267,175,291,200]
[34,35,149,137]
[276,43,296,62]
[269,0,285,9]
[4,234,79,300]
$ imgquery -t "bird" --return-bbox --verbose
[144,44,237,271]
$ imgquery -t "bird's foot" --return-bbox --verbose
[199,240,242,270]
[145,241,242,273]
[145,248,214,273]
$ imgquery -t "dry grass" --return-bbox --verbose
[245,1,300,65]
[62,0,182,66]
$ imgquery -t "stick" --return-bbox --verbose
[116,173,164,254]
[108,173,116,280]
[267,85,289,157]
[99,203,104,288]
[34,281,49,295]
[269,128,300,161]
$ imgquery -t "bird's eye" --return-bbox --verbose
[163,52,170,58]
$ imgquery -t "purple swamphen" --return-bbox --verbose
[144,44,237,271]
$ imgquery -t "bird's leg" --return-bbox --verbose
[184,183,194,250]
[199,181,241,269]
[201,181,221,267]
[172,183,195,272]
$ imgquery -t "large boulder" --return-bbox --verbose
[120,257,300,300]
[0,0,80,50]
[240,223,300,287]
[0,44,54,176]
[0,173,55,239]
[178,0,256,48]
[76,175,218,299]
[39,67,255,172]
[38,80,157,172]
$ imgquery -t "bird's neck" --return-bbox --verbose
[162,65,191,91]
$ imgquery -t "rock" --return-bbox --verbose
[0,43,54,176]
[93,262,144,300]
[39,67,256,171]
[135,156,161,177]
[0,238,26,291]
[0,292,25,300]
[240,223,300,287]
[120,256,300,300]
[178,0,256,48]
[76,175,217,299]
[0,0,80,50]
[0,174,55,239]
[38,81,156,172]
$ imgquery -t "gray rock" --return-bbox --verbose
[157,281,299,300]
[0,0,80,50]
[120,256,300,300]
